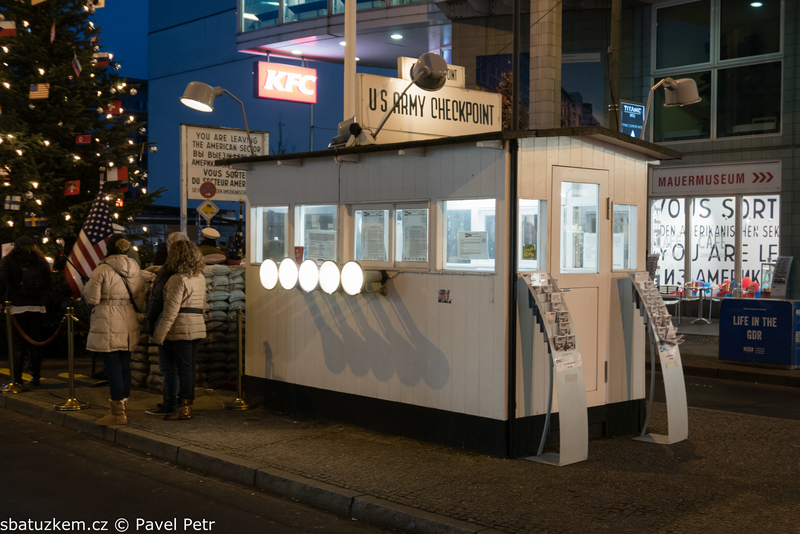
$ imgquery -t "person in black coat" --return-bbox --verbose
[0,235,52,386]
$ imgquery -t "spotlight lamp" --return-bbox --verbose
[341,261,388,296]
[298,259,320,292]
[278,257,298,290]
[180,81,256,155]
[641,77,701,141]
[259,259,279,290]
[319,261,341,294]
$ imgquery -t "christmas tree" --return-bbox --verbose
[0,0,160,260]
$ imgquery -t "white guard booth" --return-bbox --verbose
[230,128,681,457]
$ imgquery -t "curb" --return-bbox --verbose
[0,394,496,534]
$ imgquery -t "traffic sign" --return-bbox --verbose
[200,181,216,198]
[197,199,219,222]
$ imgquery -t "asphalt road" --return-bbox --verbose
[0,409,393,534]
[650,373,800,420]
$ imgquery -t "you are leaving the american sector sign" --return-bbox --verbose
[650,160,781,197]
[181,125,267,202]
[357,73,502,144]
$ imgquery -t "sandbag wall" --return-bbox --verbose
[129,265,246,391]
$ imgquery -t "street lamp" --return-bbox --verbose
[641,77,701,141]
[180,81,256,156]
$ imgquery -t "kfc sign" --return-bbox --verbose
[254,62,317,104]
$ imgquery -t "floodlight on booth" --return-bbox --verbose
[341,261,388,296]
[259,259,279,290]
[319,260,341,294]
[278,257,299,290]
[641,77,701,141]
[298,259,320,292]
[180,81,256,155]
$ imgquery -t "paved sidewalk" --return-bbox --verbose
[3,368,800,534]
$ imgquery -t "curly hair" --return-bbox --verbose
[164,240,205,277]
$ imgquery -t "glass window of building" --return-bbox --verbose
[354,208,390,263]
[518,199,547,272]
[612,204,637,271]
[295,204,337,263]
[242,0,280,30]
[284,0,327,23]
[332,0,385,15]
[653,0,782,142]
[650,198,685,287]
[395,206,429,264]
[689,197,736,286]
[253,206,288,263]
[560,183,598,274]
[443,199,496,271]
[742,195,780,282]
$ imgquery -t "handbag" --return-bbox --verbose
[106,263,143,313]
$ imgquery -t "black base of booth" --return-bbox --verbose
[245,376,646,458]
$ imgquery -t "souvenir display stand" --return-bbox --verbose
[630,272,688,445]
[521,271,588,466]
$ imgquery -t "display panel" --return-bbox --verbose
[395,207,429,263]
[253,206,288,264]
[690,197,736,285]
[354,209,390,262]
[443,199,496,271]
[295,204,337,263]
[742,195,780,286]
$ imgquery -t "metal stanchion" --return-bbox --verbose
[55,307,88,411]
[2,301,28,393]
[224,307,257,410]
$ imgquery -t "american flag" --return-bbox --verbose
[29,84,50,100]
[65,192,114,298]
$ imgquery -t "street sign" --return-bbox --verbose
[197,199,219,222]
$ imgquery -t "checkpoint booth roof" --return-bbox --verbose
[216,127,681,457]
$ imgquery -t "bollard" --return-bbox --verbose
[54,307,88,411]
[2,300,28,393]
[223,307,257,410]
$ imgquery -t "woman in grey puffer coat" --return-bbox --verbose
[84,235,146,426]
[152,240,206,420]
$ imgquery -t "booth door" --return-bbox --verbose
[550,166,610,407]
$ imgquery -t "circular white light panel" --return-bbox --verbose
[341,261,365,296]
[259,259,278,290]
[319,261,341,294]
[298,259,319,292]
[278,258,299,290]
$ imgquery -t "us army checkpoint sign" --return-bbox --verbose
[181,124,267,202]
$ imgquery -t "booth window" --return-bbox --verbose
[253,206,288,264]
[518,199,547,272]
[295,204,337,263]
[396,206,429,264]
[560,183,598,274]
[650,198,685,287]
[653,0,782,142]
[354,208,390,263]
[612,204,637,271]
[443,199,496,272]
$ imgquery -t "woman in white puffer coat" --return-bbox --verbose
[84,235,146,426]
[152,240,206,420]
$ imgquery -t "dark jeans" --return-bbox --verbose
[158,344,179,411]
[12,312,44,383]
[162,339,200,401]
[102,351,131,401]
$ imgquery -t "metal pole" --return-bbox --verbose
[224,307,257,410]
[55,307,88,410]
[2,300,27,393]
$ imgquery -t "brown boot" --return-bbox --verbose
[164,399,193,421]
[96,400,127,426]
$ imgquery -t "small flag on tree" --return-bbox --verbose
[72,56,82,77]
[106,166,128,182]
[50,22,55,43]
[64,180,80,196]
[107,100,122,114]
[32,0,47,4]
[24,213,48,227]
[4,196,20,210]
[29,84,50,99]
[0,21,17,37]
[76,135,91,145]
[93,52,112,66]
[0,166,8,179]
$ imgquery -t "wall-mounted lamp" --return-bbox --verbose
[341,261,388,296]
[278,257,298,290]
[328,52,450,148]
[298,259,320,292]
[319,260,341,294]
[259,259,279,290]
[180,81,256,155]
[261,259,386,296]
[641,77,701,141]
